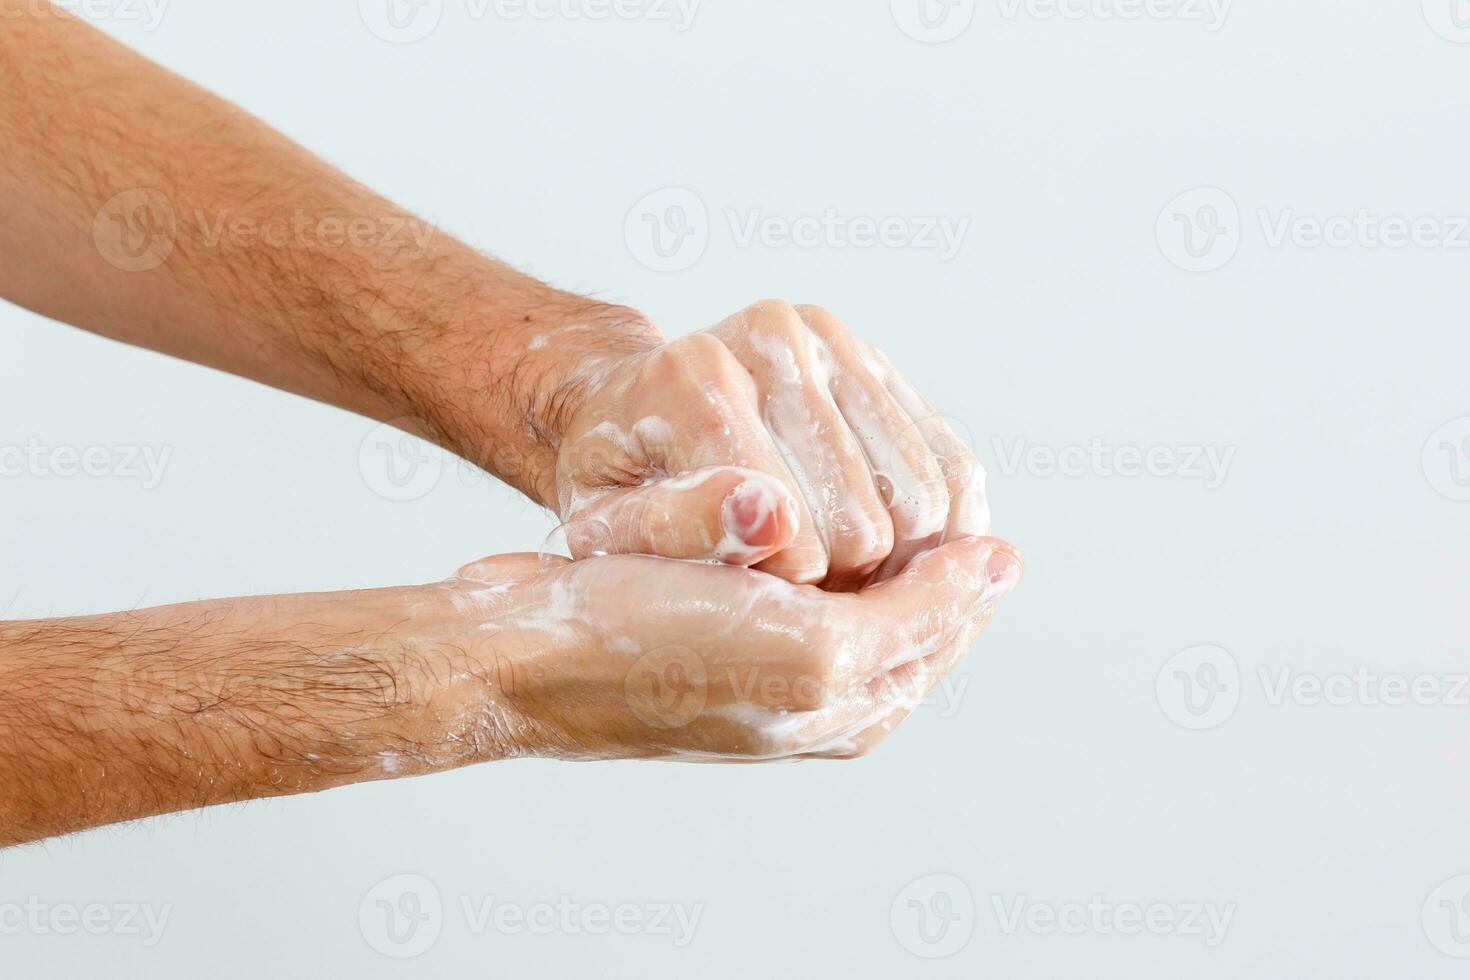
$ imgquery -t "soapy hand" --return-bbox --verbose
[550,301,990,590]
[433,535,1020,762]
[0,11,1026,844]
[0,532,1016,845]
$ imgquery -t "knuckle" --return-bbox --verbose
[791,303,844,337]
[646,334,749,396]
[854,338,893,382]
[619,493,676,546]
[742,300,813,346]
[947,446,980,479]
[893,479,951,542]
[825,513,895,572]
[949,450,987,495]
[929,417,980,470]
[744,298,802,327]
[656,332,727,372]
[776,549,832,588]
[952,455,987,493]
[564,518,612,558]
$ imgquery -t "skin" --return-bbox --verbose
[556,302,991,588]
[0,3,991,586]
[0,3,1024,844]
[0,538,1021,846]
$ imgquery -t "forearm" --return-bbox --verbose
[0,586,497,846]
[0,3,658,504]
[0,538,1019,844]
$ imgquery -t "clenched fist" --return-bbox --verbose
[551,301,990,589]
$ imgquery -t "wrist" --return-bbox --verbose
[275,205,660,508]
[410,570,578,764]
[409,293,661,510]
[512,301,662,509]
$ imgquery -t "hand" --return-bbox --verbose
[0,15,987,589]
[549,301,990,590]
[429,535,1020,763]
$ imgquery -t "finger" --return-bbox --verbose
[852,535,1022,677]
[721,537,1013,727]
[687,679,908,761]
[813,602,994,758]
[558,333,831,585]
[591,545,1005,760]
[797,696,923,760]
[796,307,951,582]
[863,343,991,543]
[562,467,799,566]
[710,301,894,589]
[671,397,831,585]
[794,602,993,760]
[783,656,942,760]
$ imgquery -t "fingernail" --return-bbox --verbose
[981,549,1023,603]
[723,479,781,547]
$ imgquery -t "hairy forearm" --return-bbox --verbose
[0,586,501,847]
[0,3,658,503]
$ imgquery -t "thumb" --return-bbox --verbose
[563,467,799,565]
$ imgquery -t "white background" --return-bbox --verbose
[2,0,1469,976]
